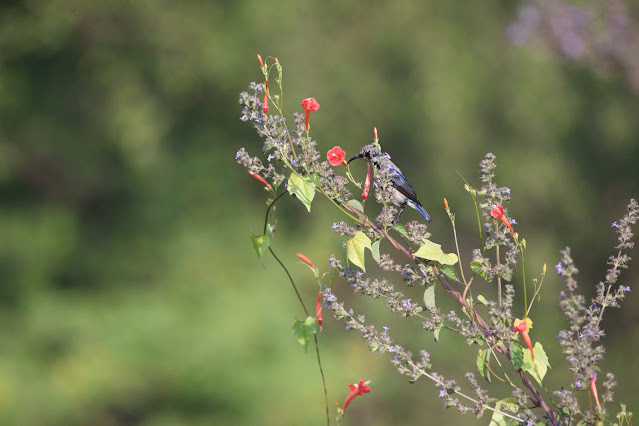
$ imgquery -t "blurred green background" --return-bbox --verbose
[0,1,637,424]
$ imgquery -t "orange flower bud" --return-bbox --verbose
[590,374,601,409]
[257,54,264,68]
[362,163,371,200]
[247,170,272,189]
[296,253,315,270]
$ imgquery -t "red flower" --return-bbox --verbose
[444,198,449,212]
[491,205,515,235]
[262,81,269,114]
[590,374,601,409]
[301,97,320,131]
[257,53,264,68]
[513,318,534,359]
[342,379,371,412]
[296,253,315,270]
[327,146,346,167]
[247,170,272,189]
[362,163,371,200]
[316,291,323,327]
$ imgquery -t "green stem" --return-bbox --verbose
[263,189,288,234]
[521,249,527,315]
[495,226,502,308]
[313,334,330,426]
[448,211,467,285]
[269,247,309,316]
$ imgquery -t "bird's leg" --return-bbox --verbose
[393,205,405,225]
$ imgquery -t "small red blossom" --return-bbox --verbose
[301,98,320,131]
[316,291,323,327]
[373,126,378,141]
[257,53,264,68]
[327,146,347,167]
[274,57,279,65]
[590,374,601,409]
[444,198,449,211]
[296,253,315,270]
[491,205,515,235]
[342,379,371,412]
[247,170,272,189]
[263,94,269,114]
[362,163,371,200]
[513,318,534,359]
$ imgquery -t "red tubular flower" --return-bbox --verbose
[444,198,449,211]
[373,127,378,141]
[257,54,264,68]
[300,97,320,131]
[342,380,371,412]
[296,253,315,269]
[263,94,269,114]
[327,146,347,167]
[316,291,323,326]
[590,374,601,409]
[513,318,534,359]
[362,163,371,200]
[491,205,515,235]
[247,170,272,189]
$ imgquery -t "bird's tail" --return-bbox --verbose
[414,203,432,223]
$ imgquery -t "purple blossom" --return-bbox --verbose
[439,389,447,398]
[555,261,564,275]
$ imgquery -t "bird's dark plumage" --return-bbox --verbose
[348,144,431,222]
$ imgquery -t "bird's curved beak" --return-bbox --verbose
[347,154,361,165]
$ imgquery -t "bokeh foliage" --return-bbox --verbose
[0,0,637,424]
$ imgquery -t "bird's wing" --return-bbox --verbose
[387,163,420,204]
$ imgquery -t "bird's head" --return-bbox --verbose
[348,143,382,164]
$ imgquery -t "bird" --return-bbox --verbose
[348,143,432,223]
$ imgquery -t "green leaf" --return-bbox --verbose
[266,221,276,238]
[287,174,315,212]
[440,264,459,281]
[510,342,523,371]
[477,349,491,383]
[423,285,436,309]
[392,224,409,240]
[292,316,319,352]
[489,398,518,426]
[477,294,489,305]
[522,342,550,385]
[433,327,441,342]
[371,240,381,264]
[470,260,491,281]
[346,231,371,272]
[346,199,364,214]
[413,239,459,265]
[251,233,270,262]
